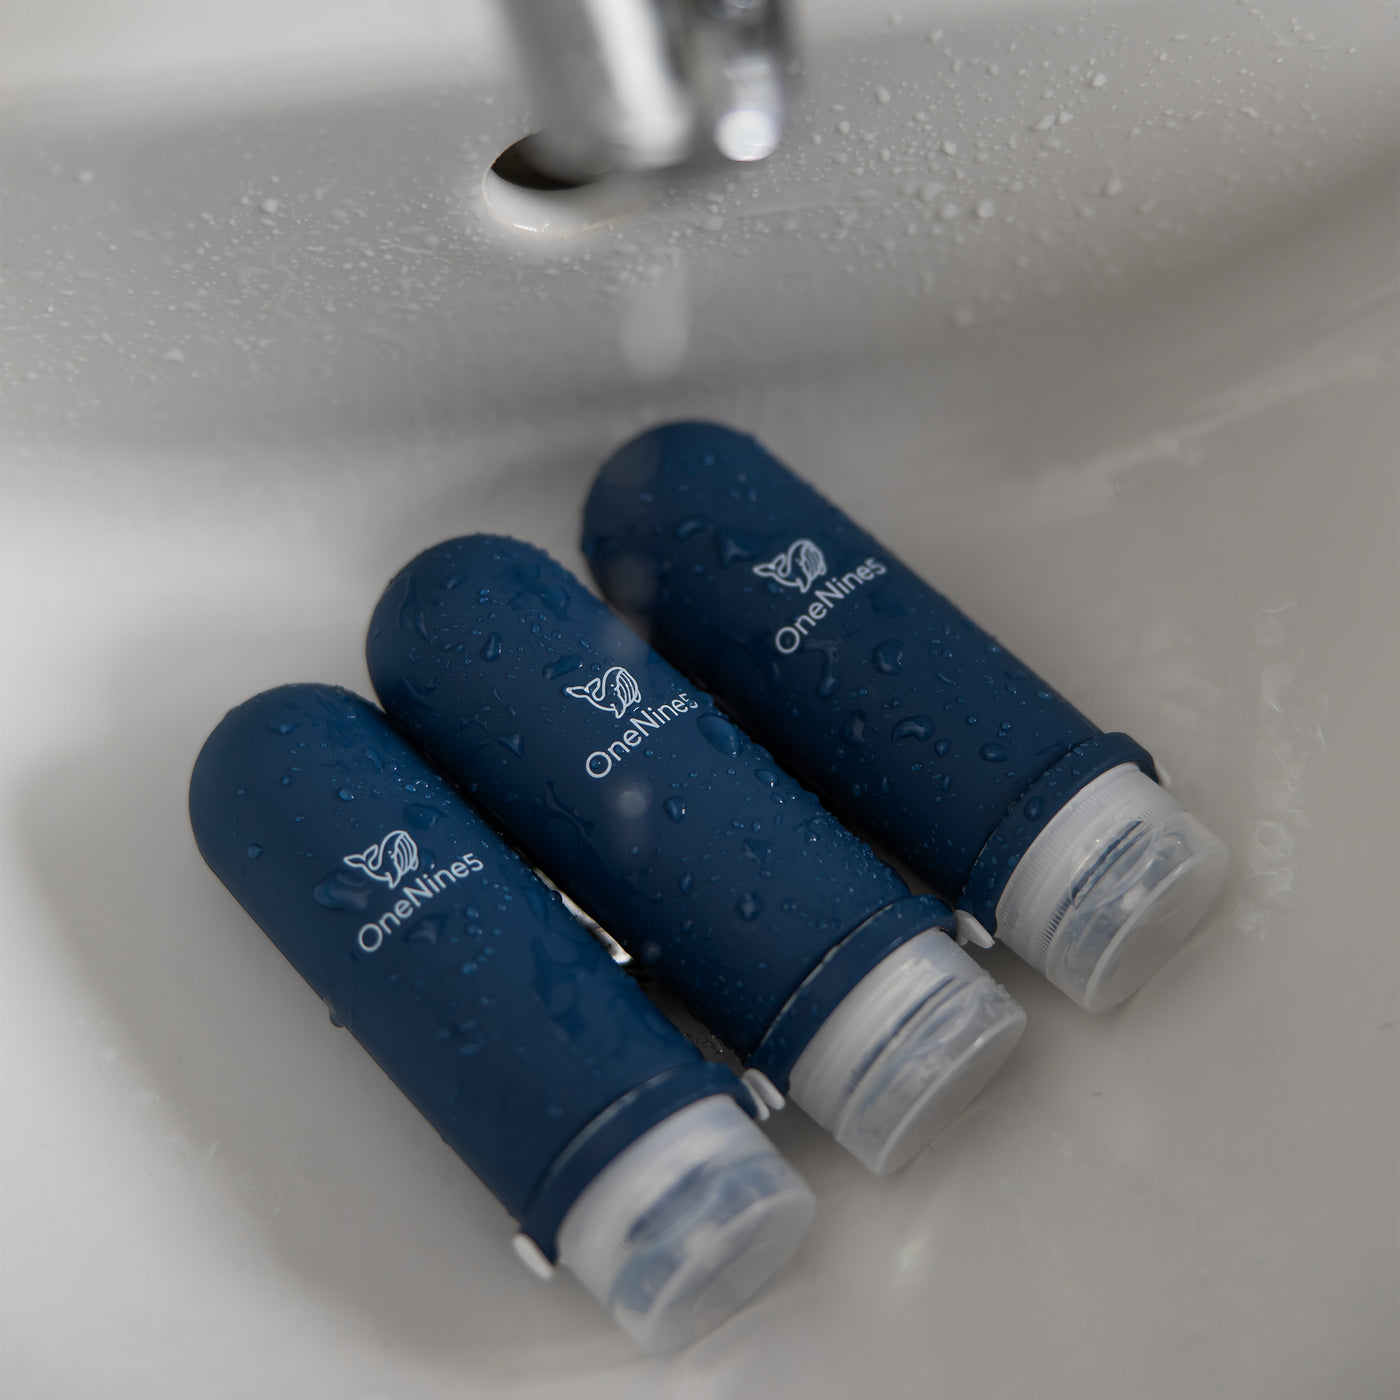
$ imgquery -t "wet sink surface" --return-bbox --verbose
[2,2,1397,1396]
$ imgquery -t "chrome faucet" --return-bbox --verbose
[499,0,794,182]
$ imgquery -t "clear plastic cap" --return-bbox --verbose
[994,763,1230,1013]
[555,1095,815,1353]
[787,931,1026,1176]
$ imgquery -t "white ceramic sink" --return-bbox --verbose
[3,2,1396,1396]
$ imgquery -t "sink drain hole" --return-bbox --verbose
[489,136,595,193]
[482,134,646,238]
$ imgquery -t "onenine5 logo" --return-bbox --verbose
[563,665,696,779]
[754,542,887,654]
[752,538,826,593]
[343,829,484,953]
[565,665,641,718]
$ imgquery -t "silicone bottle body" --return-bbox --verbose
[367,538,1024,1171]
[582,423,1229,1011]
[189,684,813,1350]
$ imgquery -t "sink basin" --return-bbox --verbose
[3,2,1396,1396]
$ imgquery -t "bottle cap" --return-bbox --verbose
[786,931,1026,1175]
[556,1095,814,1353]
[994,763,1230,1012]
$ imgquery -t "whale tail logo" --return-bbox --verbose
[343,830,419,889]
[565,665,642,719]
[752,538,826,593]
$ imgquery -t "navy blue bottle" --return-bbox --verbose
[367,537,1025,1175]
[188,683,815,1351]
[582,422,1230,1012]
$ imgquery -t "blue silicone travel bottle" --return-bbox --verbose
[366,536,1026,1175]
[188,683,815,1351]
[582,422,1230,1012]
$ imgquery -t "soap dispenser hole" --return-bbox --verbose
[483,136,643,237]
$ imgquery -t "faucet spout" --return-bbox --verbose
[500,0,793,182]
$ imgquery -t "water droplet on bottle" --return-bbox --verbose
[542,654,582,679]
[314,872,373,911]
[404,802,443,829]
[245,844,262,859]
[980,743,1008,762]
[676,516,710,540]
[537,584,570,615]
[717,531,757,566]
[678,871,694,894]
[403,674,440,704]
[338,788,354,801]
[1025,796,1046,821]
[480,633,503,661]
[813,641,840,698]
[460,960,478,975]
[843,713,868,745]
[664,796,686,823]
[754,769,777,787]
[407,916,443,945]
[736,891,763,920]
[697,712,742,756]
[267,720,297,735]
[892,715,935,742]
[873,640,904,674]
[934,738,952,756]
[498,733,524,757]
